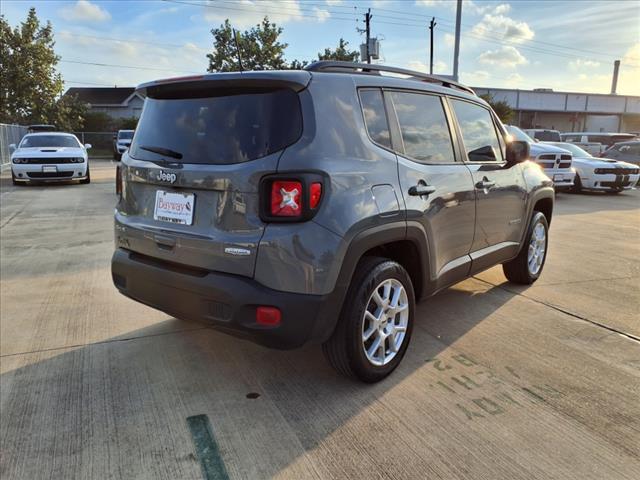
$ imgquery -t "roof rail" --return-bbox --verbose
[304,61,475,95]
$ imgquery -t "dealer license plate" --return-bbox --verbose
[154,190,195,225]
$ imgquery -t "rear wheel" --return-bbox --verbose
[503,212,549,285]
[322,257,415,383]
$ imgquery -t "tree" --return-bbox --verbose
[82,111,114,132]
[207,18,288,72]
[1,8,87,129]
[479,93,514,123]
[317,38,359,62]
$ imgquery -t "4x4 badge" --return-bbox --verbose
[157,170,177,183]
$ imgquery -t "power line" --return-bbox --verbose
[60,32,185,49]
[60,59,201,74]
[162,0,359,23]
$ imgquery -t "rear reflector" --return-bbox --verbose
[256,306,281,326]
[310,182,322,209]
[271,180,302,216]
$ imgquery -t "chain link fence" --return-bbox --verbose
[1,124,28,169]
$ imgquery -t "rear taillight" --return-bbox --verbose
[260,174,325,222]
[271,180,302,217]
[310,182,322,209]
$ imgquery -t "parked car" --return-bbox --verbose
[27,124,56,133]
[600,140,640,166]
[545,142,639,193]
[523,129,561,142]
[10,132,91,185]
[113,129,134,160]
[111,61,554,382]
[560,132,637,156]
[506,125,575,191]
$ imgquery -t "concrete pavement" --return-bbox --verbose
[1,160,639,479]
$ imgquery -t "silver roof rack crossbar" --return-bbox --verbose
[304,61,475,96]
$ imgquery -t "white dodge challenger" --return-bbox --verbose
[10,132,91,185]
[546,142,639,193]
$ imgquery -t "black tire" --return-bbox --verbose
[570,174,583,194]
[80,167,91,184]
[322,256,415,383]
[11,173,24,186]
[503,211,549,285]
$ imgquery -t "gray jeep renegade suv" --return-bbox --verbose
[112,61,553,382]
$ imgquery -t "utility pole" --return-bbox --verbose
[365,9,372,64]
[453,0,462,81]
[429,17,437,75]
[611,59,620,94]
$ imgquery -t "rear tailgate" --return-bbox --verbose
[115,71,310,278]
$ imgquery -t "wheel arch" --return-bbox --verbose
[310,221,430,343]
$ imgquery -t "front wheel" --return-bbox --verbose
[322,257,415,383]
[570,174,583,194]
[503,211,549,285]
[80,167,91,184]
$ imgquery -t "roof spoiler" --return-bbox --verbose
[136,71,312,98]
[304,61,475,96]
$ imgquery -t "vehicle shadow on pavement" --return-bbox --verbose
[0,280,518,479]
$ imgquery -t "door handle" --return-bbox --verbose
[408,183,436,197]
[475,178,496,190]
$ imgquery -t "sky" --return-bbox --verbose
[3,0,640,95]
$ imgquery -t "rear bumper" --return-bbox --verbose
[111,248,340,349]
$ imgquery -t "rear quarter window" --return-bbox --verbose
[359,89,392,149]
[130,89,302,165]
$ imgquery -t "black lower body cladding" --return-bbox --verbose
[111,248,338,349]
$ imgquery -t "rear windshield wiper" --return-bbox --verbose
[139,145,183,159]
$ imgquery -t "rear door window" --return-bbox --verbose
[450,99,504,162]
[389,91,456,164]
[359,89,392,148]
[130,89,302,165]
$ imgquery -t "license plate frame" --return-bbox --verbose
[154,190,195,226]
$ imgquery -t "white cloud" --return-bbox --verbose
[313,7,331,22]
[461,70,490,85]
[407,59,448,74]
[60,0,111,23]
[325,0,343,5]
[568,59,601,70]
[472,13,534,43]
[493,4,511,15]
[196,0,322,28]
[506,72,523,87]
[478,45,528,67]
[618,42,640,95]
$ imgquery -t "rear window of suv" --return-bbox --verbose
[130,89,302,165]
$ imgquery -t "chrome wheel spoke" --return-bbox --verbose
[362,278,410,366]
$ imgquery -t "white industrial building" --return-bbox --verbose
[474,87,640,133]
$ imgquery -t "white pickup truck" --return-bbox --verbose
[507,125,575,191]
[560,132,637,156]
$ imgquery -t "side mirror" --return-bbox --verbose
[506,141,530,165]
[9,144,16,153]
[84,143,92,150]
